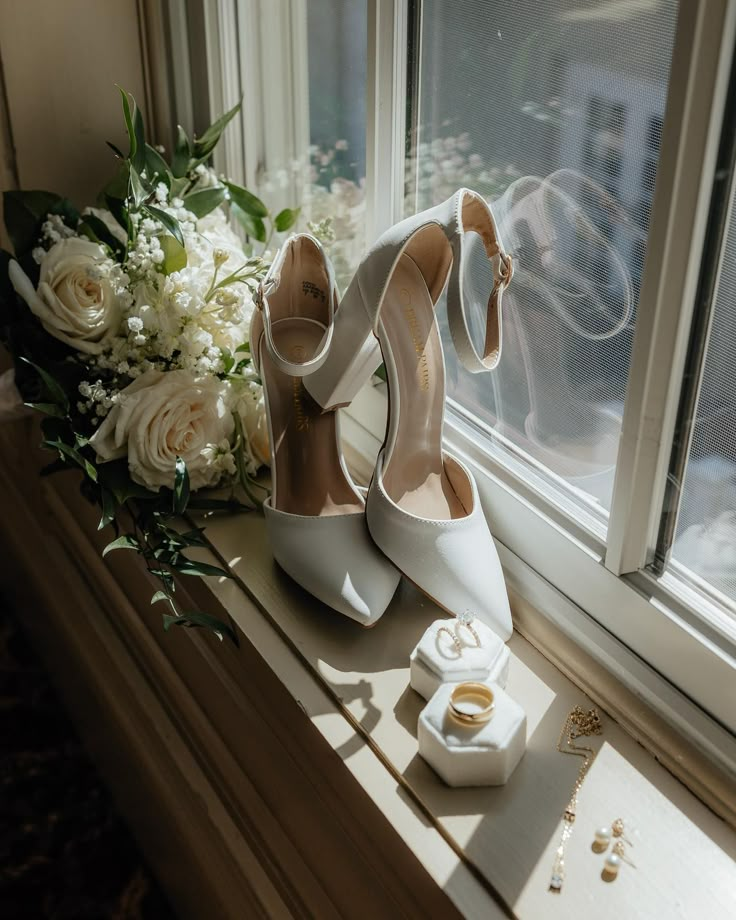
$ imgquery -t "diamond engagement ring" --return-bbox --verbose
[455,609,481,648]
[436,610,482,657]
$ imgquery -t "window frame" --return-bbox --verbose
[188,0,736,765]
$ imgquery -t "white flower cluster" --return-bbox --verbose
[8,186,269,493]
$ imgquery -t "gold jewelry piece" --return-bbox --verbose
[448,682,495,725]
[597,819,636,880]
[548,706,603,893]
[455,609,481,648]
[592,817,633,853]
[436,611,482,658]
[436,625,462,654]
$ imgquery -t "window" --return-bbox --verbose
[195,0,736,753]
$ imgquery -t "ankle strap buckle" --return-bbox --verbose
[493,252,514,296]
[255,276,277,311]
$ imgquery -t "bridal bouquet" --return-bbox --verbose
[0,89,300,640]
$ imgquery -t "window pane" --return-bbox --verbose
[671,193,736,608]
[303,0,367,288]
[407,1,679,521]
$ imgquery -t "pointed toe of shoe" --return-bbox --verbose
[366,459,513,640]
[263,502,400,626]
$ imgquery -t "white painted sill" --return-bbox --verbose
[188,480,736,919]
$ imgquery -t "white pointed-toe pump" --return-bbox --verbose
[250,234,400,626]
[304,190,515,639]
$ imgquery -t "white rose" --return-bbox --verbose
[90,369,235,491]
[9,238,122,354]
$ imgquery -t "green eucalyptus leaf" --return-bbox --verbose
[231,203,266,243]
[192,101,242,161]
[117,85,138,162]
[162,610,237,644]
[182,186,226,218]
[19,357,69,411]
[3,190,77,257]
[144,205,184,246]
[173,558,230,579]
[171,125,191,178]
[25,402,66,418]
[225,181,268,218]
[274,207,300,232]
[173,456,190,515]
[128,166,149,209]
[144,143,170,186]
[98,488,117,531]
[77,215,125,259]
[159,234,187,275]
[106,140,125,159]
[102,534,141,556]
[42,439,97,481]
[96,458,156,503]
[132,102,146,173]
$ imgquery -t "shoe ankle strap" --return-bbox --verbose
[446,189,514,374]
[253,235,337,378]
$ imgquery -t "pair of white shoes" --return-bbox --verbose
[250,189,514,638]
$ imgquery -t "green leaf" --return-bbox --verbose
[159,234,187,275]
[42,439,97,481]
[225,181,268,218]
[173,558,230,579]
[77,214,125,259]
[106,140,125,159]
[274,207,300,232]
[128,165,148,209]
[150,590,170,605]
[132,101,146,173]
[231,203,266,243]
[173,456,190,515]
[25,402,65,417]
[117,85,138,163]
[234,342,250,354]
[162,610,237,644]
[96,458,157,504]
[171,125,191,178]
[144,144,170,186]
[192,101,241,161]
[102,534,141,556]
[3,190,76,256]
[19,357,69,411]
[182,186,226,218]
[98,488,117,530]
[169,176,190,199]
[144,205,184,246]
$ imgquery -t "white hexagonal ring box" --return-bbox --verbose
[418,681,527,787]
[409,616,510,701]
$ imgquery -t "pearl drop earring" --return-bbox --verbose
[593,818,635,880]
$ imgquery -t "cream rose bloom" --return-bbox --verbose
[90,369,235,491]
[9,238,122,354]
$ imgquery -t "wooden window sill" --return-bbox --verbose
[0,418,734,918]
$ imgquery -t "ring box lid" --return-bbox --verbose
[415,618,506,681]
[423,681,525,752]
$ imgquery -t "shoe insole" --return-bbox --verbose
[380,255,468,521]
[261,318,363,517]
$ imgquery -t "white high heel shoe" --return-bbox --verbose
[250,234,401,626]
[304,190,514,639]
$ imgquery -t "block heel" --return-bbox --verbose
[304,278,381,411]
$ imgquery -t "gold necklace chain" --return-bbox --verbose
[548,706,603,893]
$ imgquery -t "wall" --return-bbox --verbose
[0,0,148,250]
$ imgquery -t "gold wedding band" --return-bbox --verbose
[448,682,495,725]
